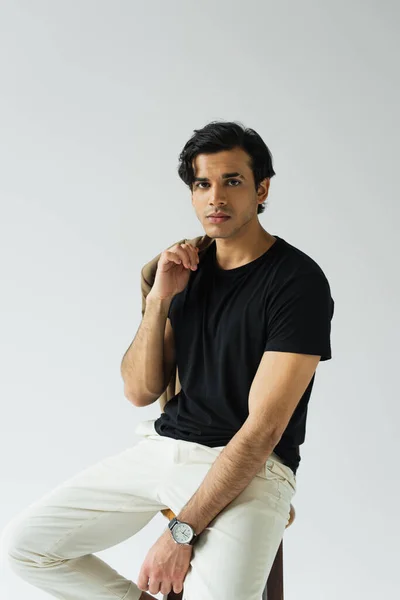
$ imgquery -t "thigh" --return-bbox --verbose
[182,456,296,600]
[4,435,175,563]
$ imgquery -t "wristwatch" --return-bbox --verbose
[168,517,198,546]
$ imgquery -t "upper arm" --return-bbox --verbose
[248,351,320,441]
[247,272,333,440]
[163,317,176,390]
[264,272,334,361]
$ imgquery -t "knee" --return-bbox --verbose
[1,514,40,576]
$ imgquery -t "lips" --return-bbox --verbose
[207,216,230,223]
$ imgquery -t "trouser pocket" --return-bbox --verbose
[265,456,296,495]
[133,419,158,437]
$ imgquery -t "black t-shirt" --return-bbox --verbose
[154,235,334,475]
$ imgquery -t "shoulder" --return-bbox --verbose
[273,236,332,285]
[268,237,334,315]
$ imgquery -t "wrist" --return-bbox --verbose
[145,293,172,315]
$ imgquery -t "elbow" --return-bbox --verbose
[244,419,282,451]
[123,384,141,406]
[124,390,139,406]
[123,386,135,405]
[124,388,142,407]
[124,387,160,408]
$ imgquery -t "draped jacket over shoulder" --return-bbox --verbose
[140,234,214,412]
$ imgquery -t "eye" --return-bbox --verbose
[195,179,241,189]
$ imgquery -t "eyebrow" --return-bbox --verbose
[193,172,245,182]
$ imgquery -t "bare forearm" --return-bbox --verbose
[175,420,279,536]
[120,293,172,403]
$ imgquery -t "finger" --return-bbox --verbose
[173,581,184,594]
[176,244,193,268]
[180,243,199,269]
[169,245,193,269]
[160,581,173,596]
[165,243,198,269]
[136,569,149,591]
[148,578,162,596]
[186,243,199,263]
[163,249,185,265]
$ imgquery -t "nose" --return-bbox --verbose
[208,182,227,202]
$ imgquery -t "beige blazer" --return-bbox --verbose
[140,233,214,412]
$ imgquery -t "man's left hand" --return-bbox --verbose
[137,528,194,597]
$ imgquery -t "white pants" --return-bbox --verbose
[3,418,297,600]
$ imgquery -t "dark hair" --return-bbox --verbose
[177,120,276,215]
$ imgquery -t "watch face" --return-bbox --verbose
[173,522,193,543]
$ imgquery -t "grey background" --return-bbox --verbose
[0,1,399,599]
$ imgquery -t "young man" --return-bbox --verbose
[3,121,334,600]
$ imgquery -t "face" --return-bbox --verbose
[191,147,269,237]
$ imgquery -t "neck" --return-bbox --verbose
[214,226,276,270]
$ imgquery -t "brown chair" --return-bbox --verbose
[160,504,296,600]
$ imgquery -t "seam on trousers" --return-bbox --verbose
[121,581,136,600]
[40,500,135,563]
[64,555,136,600]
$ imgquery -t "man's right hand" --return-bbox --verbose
[147,242,200,301]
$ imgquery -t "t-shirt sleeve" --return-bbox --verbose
[264,272,334,361]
